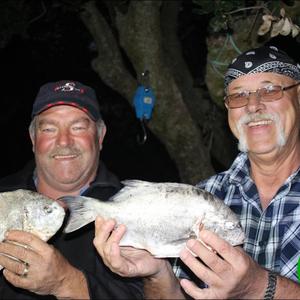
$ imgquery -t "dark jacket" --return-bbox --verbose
[0,161,144,299]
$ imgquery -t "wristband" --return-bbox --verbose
[264,270,277,300]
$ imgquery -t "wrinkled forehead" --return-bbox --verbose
[224,45,300,89]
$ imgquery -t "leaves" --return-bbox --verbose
[257,8,300,38]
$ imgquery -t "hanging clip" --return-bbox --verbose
[137,119,148,144]
[133,70,156,144]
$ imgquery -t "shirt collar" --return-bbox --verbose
[227,152,300,186]
[227,152,251,185]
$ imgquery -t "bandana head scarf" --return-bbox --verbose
[224,45,300,89]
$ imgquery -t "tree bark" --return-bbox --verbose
[80,0,215,184]
[160,0,237,169]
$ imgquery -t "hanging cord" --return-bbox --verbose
[208,33,242,78]
[229,34,242,54]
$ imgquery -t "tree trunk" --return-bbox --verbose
[80,0,215,184]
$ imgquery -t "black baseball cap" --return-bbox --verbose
[31,80,102,121]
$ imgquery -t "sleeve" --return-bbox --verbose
[83,259,144,300]
[56,223,144,300]
[170,258,206,289]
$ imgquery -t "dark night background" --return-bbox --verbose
[1,0,299,182]
[0,3,186,182]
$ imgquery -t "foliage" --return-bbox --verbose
[192,0,300,37]
[258,8,300,37]
[192,0,247,33]
[192,0,300,108]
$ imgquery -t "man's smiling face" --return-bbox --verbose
[226,72,300,156]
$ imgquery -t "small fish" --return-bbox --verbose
[0,189,65,243]
[61,180,245,257]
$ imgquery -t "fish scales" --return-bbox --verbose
[61,180,245,257]
[0,189,65,243]
[0,189,65,269]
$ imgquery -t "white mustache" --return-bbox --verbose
[236,111,285,152]
[238,113,276,126]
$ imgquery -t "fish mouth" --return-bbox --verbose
[232,230,245,246]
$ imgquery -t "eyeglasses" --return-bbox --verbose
[224,82,300,109]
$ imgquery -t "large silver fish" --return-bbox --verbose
[0,189,65,243]
[61,180,245,257]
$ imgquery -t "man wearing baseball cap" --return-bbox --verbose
[0,80,143,299]
[93,45,300,299]
[32,80,102,121]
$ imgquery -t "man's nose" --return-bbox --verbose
[246,92,264,113]
[56,130,73,146]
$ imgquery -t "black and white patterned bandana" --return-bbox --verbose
[224,45,300,88]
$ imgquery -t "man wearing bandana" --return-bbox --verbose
[93,45,300,299]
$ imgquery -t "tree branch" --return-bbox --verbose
[80,0,137,100]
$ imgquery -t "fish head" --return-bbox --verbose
[202,209,245,246]
[23,192,65,241]
[217,220,245,246]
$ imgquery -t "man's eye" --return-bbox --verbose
[41,127,56,133]
[237,91,248,98]
[72,126,86,131]
[231,92,247,100]
[265,85,279,92]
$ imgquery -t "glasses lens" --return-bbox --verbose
[259,85,282,101]
[227,92,248,108]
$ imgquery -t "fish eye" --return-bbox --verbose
[224,221,235,229]
[44,205,53,214]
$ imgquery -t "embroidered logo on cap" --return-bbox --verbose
[54,82,84,93]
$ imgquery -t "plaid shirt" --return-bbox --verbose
[173,152,300,283]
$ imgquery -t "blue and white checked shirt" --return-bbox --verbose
[173,152,300,283]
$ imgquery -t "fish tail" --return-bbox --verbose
[59,196,98,233]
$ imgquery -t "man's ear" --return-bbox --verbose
[29,131,35,153]
[98,124,107,150]
[297,85,300,106]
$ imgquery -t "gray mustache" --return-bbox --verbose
[50,147,81,157]
[239,113,276,125]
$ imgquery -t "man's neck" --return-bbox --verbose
[36,180,89,200]
[248,142,300,209]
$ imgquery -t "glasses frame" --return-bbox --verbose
[224,82,300,109]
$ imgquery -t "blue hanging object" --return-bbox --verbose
[133,70,156,144]
[133,85,156,120]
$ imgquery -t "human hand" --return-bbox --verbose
[0,230,87,298]
[93,216,170,278]
[179,229,268,299]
